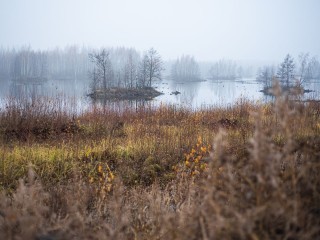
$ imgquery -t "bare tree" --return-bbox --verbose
[139,48,163,87]
[257,65,275,88]
[89,49,113,91]
[298,53,320,82]
[138,55,149,87]
[89,67,99,93]
[124,51,139,88]
[298,52,310,85]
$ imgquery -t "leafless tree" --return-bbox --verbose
[139,48,163,87]
[138,55,149,87]
[89,67,98,92]
[297,52,310,85]
[124,51,139,88]
[257,65,275,87]
[297,53,320,82]
[89,49,113,91]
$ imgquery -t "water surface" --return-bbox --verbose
[1,78,320,112]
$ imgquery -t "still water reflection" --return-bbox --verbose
[154,78,267,108]
[1,78,320,112]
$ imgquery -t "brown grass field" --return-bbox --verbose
[0,90,319,239]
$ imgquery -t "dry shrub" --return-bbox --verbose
[0,168,49,239]
[0,96,79,141]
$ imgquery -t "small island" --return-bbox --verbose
[257,54,316,97]
[260,85,313,96]
[88,87,163,101]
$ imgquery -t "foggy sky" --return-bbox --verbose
[1,0,320,61]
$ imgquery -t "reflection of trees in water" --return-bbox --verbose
[45,79,89,98]
[10,82,45,103]
[91,98,153,112]
[209,80,237,100]
[0,81,9,96]
[169,81,201,106]
[4,80,91,114]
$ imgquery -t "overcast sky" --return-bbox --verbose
[1,0,319,61]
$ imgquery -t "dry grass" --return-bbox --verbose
[0,92,319,239]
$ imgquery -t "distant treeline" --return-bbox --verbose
[170,56,254,81]
[208,59,243,80]
[171,55,201,81]
[0,46,91,83]
[0,46,164,88]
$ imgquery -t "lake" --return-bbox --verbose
[154,78,266,108]
[1,78,320,112]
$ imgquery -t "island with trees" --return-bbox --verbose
[257,53,320,96]
[87,48,164,101]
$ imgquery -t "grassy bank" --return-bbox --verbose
[0,94,319,239]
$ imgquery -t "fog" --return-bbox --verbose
[1,0,320,62]
[1,0,320,110]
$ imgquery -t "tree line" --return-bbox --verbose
[171,55,201,81]
[2,46,318,90]
[170,56,253,82]
[208,59,242,80]
[0,46,92,83]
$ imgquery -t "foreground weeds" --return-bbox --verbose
[0,95,319,239]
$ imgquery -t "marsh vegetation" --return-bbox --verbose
[0,86,319,239]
